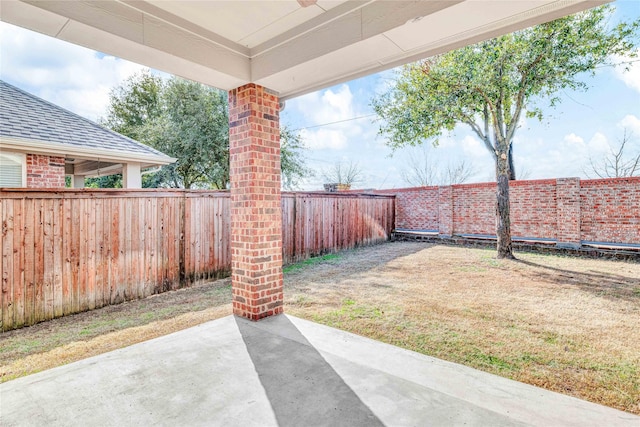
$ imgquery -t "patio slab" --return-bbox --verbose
[1,314,637,426]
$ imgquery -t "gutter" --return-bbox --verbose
[0,136,177,165]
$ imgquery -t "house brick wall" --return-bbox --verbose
[26,154,65,188]
[377,177,639,246]
[228,83,283,321]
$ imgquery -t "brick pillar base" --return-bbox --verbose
[556,177,581,249]
[229,84,283,321]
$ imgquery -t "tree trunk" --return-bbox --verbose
[496,152,515,259]
[508,147,516,180]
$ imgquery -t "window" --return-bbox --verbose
[0,152,26,187]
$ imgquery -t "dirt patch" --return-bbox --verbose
[1,241,639,414]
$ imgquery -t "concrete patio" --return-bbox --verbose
[1,314,637,426]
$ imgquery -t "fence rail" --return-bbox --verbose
[0,189,394,331]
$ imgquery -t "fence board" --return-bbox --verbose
[12,199,24,329]
[52,199,63,317]
[23,198,35,325]
[0,190,394,330]
[2,201,14,330]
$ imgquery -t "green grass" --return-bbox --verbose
[283,253,341,273]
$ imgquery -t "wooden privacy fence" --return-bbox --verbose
[1,189,394,331]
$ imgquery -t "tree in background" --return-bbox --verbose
[372,5,639,258]
[322,161,364,187]
[280,126,314,190]
[85,174,123,189]
[141,78,229,189]
[100,70,164,142]
[101,71,310,189]
[401,145,474,187]
[586,129,639,178]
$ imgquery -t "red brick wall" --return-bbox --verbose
[386,187,439,230]
[510,180,557,240]
[228,83,283,321]
[452,183,495,235]
[580,178,640,244]
[26,154,65,188]
[556,178,581,247]
[377,177,639,246]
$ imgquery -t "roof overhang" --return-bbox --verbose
[0,0,609,100]
[0,136,177,176]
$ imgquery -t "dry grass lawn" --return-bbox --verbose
[1,241,639,414]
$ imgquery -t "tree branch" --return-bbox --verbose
[460,111,496,158]
[474,87,502,146]
[496,61,506,141]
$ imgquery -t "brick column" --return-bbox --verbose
[228,84,283,321]
[556,177,581,248]
[438,185,453,238]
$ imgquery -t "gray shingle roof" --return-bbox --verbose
[0,80,170,160]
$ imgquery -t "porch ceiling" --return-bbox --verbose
[1,0,607,99]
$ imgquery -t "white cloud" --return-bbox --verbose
[563,133,585,148]
[435,133,457,148]
[612,53,640,94]
[288,83,373,153]
[0,22,145,120]
[587,132,610,153]
[291,84,356,126]
[618,114,640,136]
[300,128,348,150]
[461,135,487,158]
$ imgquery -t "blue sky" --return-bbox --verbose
[1,1,639,190]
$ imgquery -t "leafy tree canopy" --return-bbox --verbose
[141,78,229,189]
[100,69,163,142]
[101,71,310,189]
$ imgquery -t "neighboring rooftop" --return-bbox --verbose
[0,80,175,175]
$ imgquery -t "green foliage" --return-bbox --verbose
[101,70,310,189]
[100,70,163,141]
[141,78,230,189]
[102,74,229,189]
[373,5,639,177]
[85,174,123,189]
[281,126,314,190]
[283,253,340,273]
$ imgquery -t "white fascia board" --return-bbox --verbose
[269,0,612,100]
[0,136,177,166]
[7,0,250,90]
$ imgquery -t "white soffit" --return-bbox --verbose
[1,0,609,100]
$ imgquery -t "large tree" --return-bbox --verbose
[372,5,639,258]
[100,69,164,142]
[101,71,310,189]
[143,78,229,189]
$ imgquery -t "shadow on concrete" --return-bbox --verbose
[236,315,384,427]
